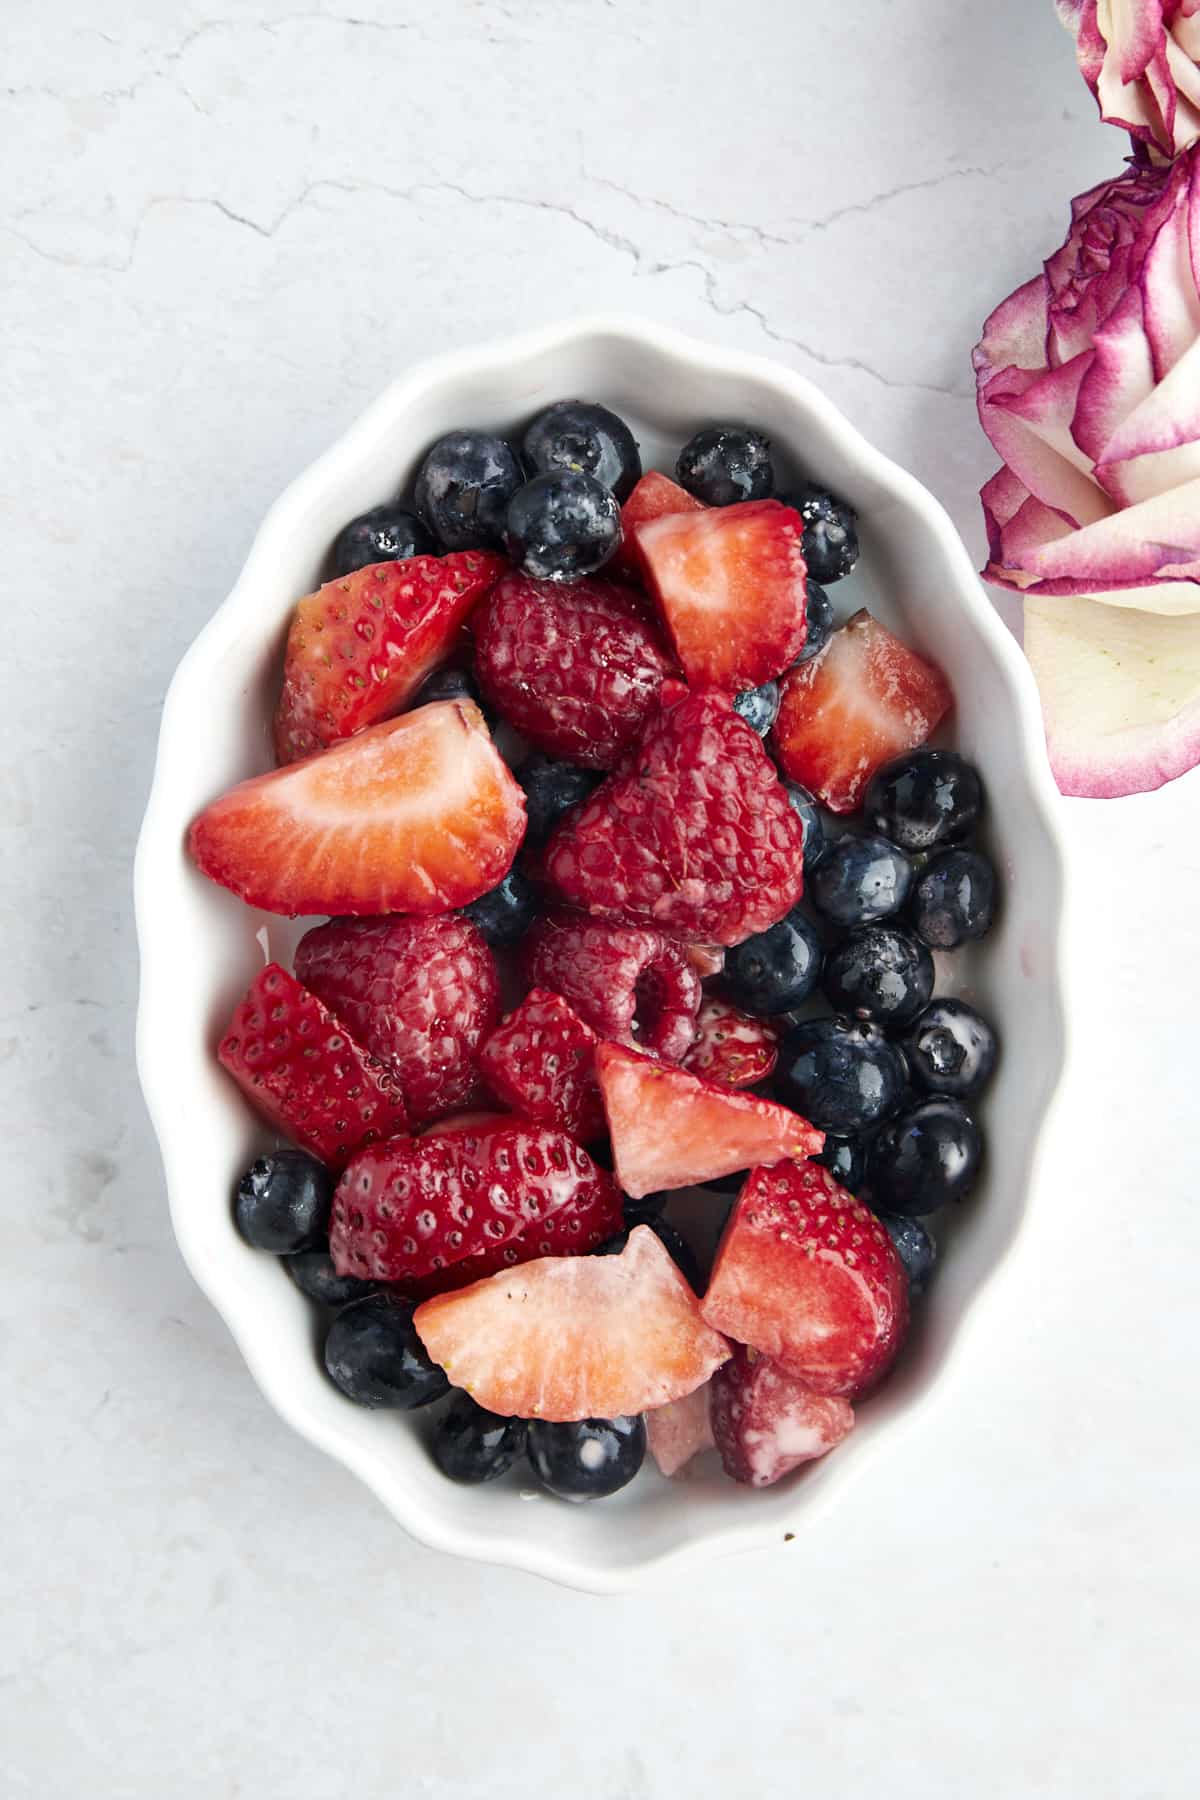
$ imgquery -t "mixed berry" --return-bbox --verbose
[189,400,1001,1504]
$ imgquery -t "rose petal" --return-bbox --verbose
[973,274,1050,384]
[980,356,1111,529]
[985,491,1078,592]
[980,464,1032,567]
[1072,285,1156,464]
[1022,472,1200,589]
[1141,175,1200,379]
[1025,591,1200,796]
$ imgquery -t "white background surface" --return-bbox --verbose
[3,2,1198,1794]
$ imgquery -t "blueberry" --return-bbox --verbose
[286,1247,376,1308]
[521,399,642,503]
[815,1134,869,1194]
[732,680,781,736]
[866,1098,982,1216]
[517,755,600,844]
[527,1415,646,1501]
[676,425,773,506]
[596,1217,702,1292]
[878,1213,937,1294]
[776,1017,907,1135]
[903,998,998,1099]
[781,482,859,583]
[462,868,540,946]
[910,848,997,948]
[234,1150,331,1254]
[332,504,436,576]
[864,749,983,854]
[783,782,830,872]
[723,907,823,1016]
[431,1394,527,1484]
[413,665,483,709]
[821,925,934,1027]
[323,1293,450,1409]
[796,579,834,662]
[414,430,523,551]
[622,1191,669,1221]
[809,833,914,928]
[504,471,621,581]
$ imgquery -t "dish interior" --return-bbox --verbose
[137,323,1066,1588]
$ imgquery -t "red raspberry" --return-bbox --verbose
[520,910,701,1062]
[473,570,675,768]
[295,915,499,1128]
[542,686,806,946]
[478,988,605,1141]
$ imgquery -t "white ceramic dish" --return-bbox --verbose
[135,315,1068,1593]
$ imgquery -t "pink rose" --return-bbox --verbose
[974,146,1200,797]
[1058,0,1200,159]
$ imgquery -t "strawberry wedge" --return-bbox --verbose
[772,609,952,813]
[710,1346,855,1488]
[330,1121,621,1286]
[634,498,808,690]
[218,964,409,1169]
[611,471,704,581]
[702,1162,908,1398]
[273,549,505,764]
[414,1225,732,1422]
[595,1042,823,1199]
[188,699,525,916]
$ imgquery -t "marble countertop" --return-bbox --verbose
[4,2,1197,1794]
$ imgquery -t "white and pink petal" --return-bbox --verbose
[1025,592,1200,796]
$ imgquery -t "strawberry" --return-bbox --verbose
[772,609,953,814]
[611,471,704,581]
[413,1224,732,1422]
[710,1345,855,1488]
[473,571,674,769]
[595,1042,823,1199]
[542,687,806,946]
[295,914,498,1128]
[188,700,526,917]
[701,1161,909,1397]
[478,988,605,1141]
[218,964,409,1169]
[273,550,505,764]
[646,1383,715,1478]
[330,1120,621,1286]
[634,499,808,690]
[519,910,701,1062]
[682,996,780,1089]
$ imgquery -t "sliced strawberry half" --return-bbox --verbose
[611,471,705,581]
[701,1161,909,1398]
[218,964,409,1169]
[634,498,808,690]
[330,1120,621,1285]
[772,609,953,814]
[682,996,780,1089]
[413,1224,732,1421]
[188,700,526,916]
[710,1345,855,1488]
[273,549,505,764]
[478,988,605,1141]
[595,1042,822,1199]
[646,1383,716,1478]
